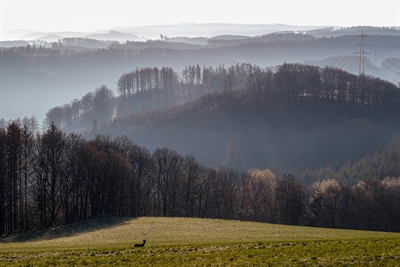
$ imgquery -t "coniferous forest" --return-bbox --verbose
[2,61,400,234]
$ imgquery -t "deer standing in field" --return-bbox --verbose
[134,239,146,247]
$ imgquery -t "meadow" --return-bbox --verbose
[0,217,399,266]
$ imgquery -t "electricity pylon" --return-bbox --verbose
[354,31,370,76]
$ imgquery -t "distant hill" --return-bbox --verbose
[9,24,398,42]
[169,36,209,45]
[60,37,111,49]
[254,32,315,42]
[209,35,251,41]
[20,31,89,40]
[19,32,47,40]
[119,23,328,39]
[307,26,400,38]
[83,30,143,42]
[34,34,64,42]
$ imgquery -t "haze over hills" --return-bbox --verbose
[4,23,335,41]
[0,24,399,123]
[83,31,144,42]
[5,24,398,43]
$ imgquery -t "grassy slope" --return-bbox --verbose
[1,217,400,266]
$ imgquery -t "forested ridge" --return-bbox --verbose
[47,63,400,173]
[1,62,400,234]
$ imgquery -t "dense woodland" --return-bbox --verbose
[1,121,400,235]
[1,61,400,234]
[45,63,400,173]
[48,62,400,129]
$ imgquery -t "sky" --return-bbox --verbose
[1,0,399,41]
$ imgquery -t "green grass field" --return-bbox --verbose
[1,217,399,266]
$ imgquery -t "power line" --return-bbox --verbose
[335,40,356,69]
[378,45,399,64]
[376,46,400,84]
[373,54,400,84]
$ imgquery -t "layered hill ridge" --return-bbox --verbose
[1,26,399,122]
[70,63,400,173]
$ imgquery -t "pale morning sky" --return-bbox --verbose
[0,0,399,41]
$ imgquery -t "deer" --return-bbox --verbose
[134,239,146,247]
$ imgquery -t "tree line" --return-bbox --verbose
[45,63,253,130]
[1,121,400,234]
[47,62,400,133]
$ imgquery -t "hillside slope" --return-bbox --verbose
[3,217,399,247]
[2,217,399,266]
[101,91,398,173]
[42,63,400,173]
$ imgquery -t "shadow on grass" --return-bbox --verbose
[0,216,137,243]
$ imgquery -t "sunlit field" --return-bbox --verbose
[1,217,399,266]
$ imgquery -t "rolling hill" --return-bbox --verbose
[1,217,399,266]
[3,216,398,246]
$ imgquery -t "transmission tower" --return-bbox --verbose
[354,31,370,76]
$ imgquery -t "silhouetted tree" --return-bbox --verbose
[153,148,183,216]
[309,179,341,227]
[242,168,277,222]
[276,174,307,225]
[32,123,68,227]
[0,127,6,234]
[5,122,22,232]
[92,85,114,119]
[182,155,204,217]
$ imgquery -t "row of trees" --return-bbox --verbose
[116,67,176,96]
[247,63,400,119]
[1,121,400,234]
[47,63,247,130]
[115,63,260,98]
[113,64,252,118]
[45,85,115,130]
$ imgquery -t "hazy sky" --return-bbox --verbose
[1,0,399,40]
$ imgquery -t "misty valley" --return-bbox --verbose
[1,25,400,235]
